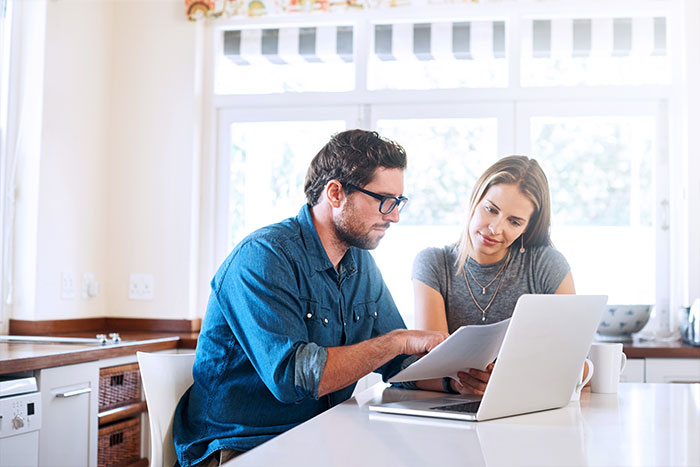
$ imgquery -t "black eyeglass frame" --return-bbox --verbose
[344,183,409,215]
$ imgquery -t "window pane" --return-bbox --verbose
[532,116,656,304]
[521,17,670,87]
[368,21,507,90]
[228,121,345,249]
[522,56,670,87]
[380,119,498,225]
[217,27,354,94]
[374,118,499,325]
[369,58,507,90]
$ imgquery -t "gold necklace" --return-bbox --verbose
[466,252,510,294]
[463,250,511,322]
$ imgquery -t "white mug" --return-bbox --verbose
[570,358,594,401]
[589,343,627,394]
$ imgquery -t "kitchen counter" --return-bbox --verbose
[0,334,180,375]
[2,318,697,376]
[621,338,700,358]
[231,382,700,466]
[2,333,697,376]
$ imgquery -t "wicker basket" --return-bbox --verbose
[99,363,141,412]
[97,417,140,467]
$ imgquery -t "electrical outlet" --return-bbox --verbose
[82,272,100,299]
[129,273,154,300]
[61,272,76,300]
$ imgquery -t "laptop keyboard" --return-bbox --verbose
[430,400,481,413]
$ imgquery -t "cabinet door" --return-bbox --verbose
[645,358,700,383]
[38,362,99,467]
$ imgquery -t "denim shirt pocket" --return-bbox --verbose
[302,298,338,347]
[351,300,379,337]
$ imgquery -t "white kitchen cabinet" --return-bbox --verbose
[38,361,99,467]
[645,358,700,383]
[620,358,645,382]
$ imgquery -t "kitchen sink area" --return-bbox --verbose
[0,334,182,376]
[0,333,124,346]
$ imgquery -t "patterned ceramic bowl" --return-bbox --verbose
[597,305,652,340]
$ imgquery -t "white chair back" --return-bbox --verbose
[137,351,196,467]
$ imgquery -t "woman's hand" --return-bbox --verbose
[451,362,495,395]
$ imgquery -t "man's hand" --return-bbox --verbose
[451,362,495,395]
[393,329,449,357]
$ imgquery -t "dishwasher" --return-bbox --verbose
[0,375,41,467]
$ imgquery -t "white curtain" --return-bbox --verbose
[0,0,47,333]
[0,0,11,334]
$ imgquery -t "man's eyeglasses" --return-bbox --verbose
[345,183,409,215]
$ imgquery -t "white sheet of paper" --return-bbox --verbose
[388,319,511,383]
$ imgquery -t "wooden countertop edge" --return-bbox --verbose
[1,338,179,374]
[178,336,198,349]
[623,345,700,359]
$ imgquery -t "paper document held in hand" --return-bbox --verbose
[388,319,511,383]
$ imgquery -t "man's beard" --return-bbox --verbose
[333,204,388,250]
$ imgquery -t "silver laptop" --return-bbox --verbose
[369,294,607,421]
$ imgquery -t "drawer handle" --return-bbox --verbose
[56,387,92,398]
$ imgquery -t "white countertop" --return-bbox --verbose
[232,383,700,466]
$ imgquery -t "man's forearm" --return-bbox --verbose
[415,378,445,392]
[317,331,402,397]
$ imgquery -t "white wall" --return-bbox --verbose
[105,0,200,319]
[11,0,201,321]
[31,0,114,320]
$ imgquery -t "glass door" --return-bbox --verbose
[516,101,669,321]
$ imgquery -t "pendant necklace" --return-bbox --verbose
[463,249,511,322]
[466,250,510,294]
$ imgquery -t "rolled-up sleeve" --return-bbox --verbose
[294,343,328,398]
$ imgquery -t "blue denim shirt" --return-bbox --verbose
[173,205,412,466]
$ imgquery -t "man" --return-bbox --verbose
[173,130,447,466]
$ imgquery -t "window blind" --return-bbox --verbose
[224,26,353,65]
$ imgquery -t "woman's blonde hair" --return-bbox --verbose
[455,155,552,273]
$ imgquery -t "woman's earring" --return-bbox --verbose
[519,235,525,254]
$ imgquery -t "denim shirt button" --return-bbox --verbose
[374,311,378,317]
[323,318,329,324]
[306,313,313,319]
[354,315,359,322]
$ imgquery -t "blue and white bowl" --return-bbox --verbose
[597,305,652,341]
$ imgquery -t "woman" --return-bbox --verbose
[412,155,575,395]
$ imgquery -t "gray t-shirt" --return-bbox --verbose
[412,244,570,333]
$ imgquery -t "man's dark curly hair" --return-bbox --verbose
[304,129,407,206]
